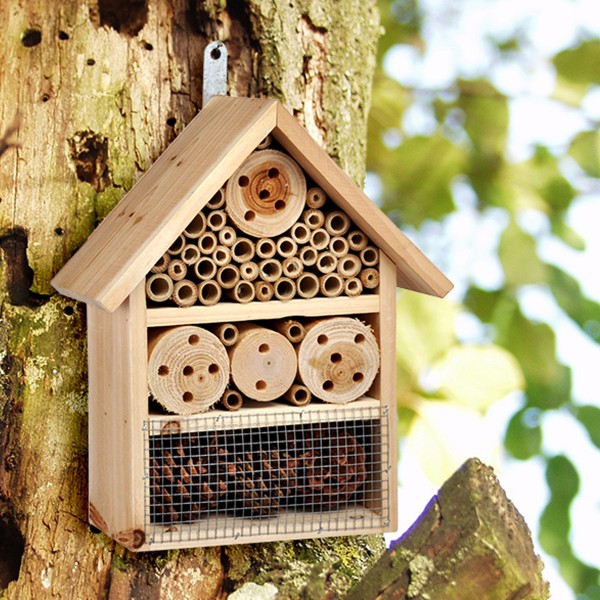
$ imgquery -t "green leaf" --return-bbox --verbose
[576,405,600,449]
[553,40,600,86]
[569,130,600,178]
[498,219,547,286]
[463,287,503,322]
[550,218,586,251]
[504,408,542,460]
[546,454,579,499]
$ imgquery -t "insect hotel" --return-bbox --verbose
[52,97,452,551]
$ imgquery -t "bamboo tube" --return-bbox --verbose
[206,187,226,210]
[207,209,227,232]
[299,246,318,267]
[347,229,368,252]
[198,231,218,255]
[337,253,361,278]
[284,384,312,406]
[167,234,186,255]
[151,252,171,274]
[329,236,349,258]
[274,277,296,301]
[258,258,283,282]
[296,272,319,299]
[232,237,256,263]
[360,267,380,289]
[290,222,311,245]
[325,210,351,236]
[256,237,277,259]
[310,228,330,251]
[276,236,297,258]
[194,256,218,281]
[216,264,240,289]
[167,259,187,281]
[316,251,338,274]
[228,280,256,303]
[225,149,306,237]
[181,244,201,265]
[213,323,240,347]
[220,388,244,411]
[282,256,303,279]
[256,134,272,150]
[344,277,363,297]
[148,325,230,414]
[218,225,237,247]
[319,273,344,298]
[274,319,306,343]
[184,212,207,239]
[240,261,259,281]
[303,208,325,230]
[172,279,199,307]
[198,280,222,305]
[228,324,297,401]
[306,186,327,209]
[297,317,379,404]
[146,273,174,303]
[213,245,232,267]
[360,246,380,267]
[254,281,274,302]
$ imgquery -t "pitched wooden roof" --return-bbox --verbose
[52,97,452,312]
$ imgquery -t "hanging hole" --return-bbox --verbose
[158,365,169,376]
[353,372,364,383]
[258,189,270,200]
[268,167,279,178]
[210,47,222,60]
[208,363,219,374]
[188,334,200,345]
[182,391,194,402]
[275,200,286,211]
[317,334,328,345]
[258,343,270,354]
[183,365,194,376]
[354,333,365,344]
[322,380,334,392]
[330,352,342,364]
[244,210,255,222]
[238,175,249,187]
[255,380,267,391]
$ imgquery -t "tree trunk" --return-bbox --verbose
[0,1,381,598]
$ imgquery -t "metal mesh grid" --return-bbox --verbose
[143,403,390,546]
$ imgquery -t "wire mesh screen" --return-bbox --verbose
[143,403,390,546]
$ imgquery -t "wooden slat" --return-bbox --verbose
[52,97,278,312]
[146,295,380,326]
[273,103,453,298]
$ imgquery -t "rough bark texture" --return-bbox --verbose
[346,458,550,600]
[0,1,381,598]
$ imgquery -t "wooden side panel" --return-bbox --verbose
[273,103,453,298]
[52,97,278,312]
[87,283,147,548]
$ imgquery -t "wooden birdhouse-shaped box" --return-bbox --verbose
[52,97,452,551]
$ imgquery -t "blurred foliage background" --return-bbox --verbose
[369,1,600,598]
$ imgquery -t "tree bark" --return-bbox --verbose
[0,1,381,598]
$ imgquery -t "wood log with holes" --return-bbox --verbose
[297,317,379,404]
[225,149,306,238]
[228,324,296,402]
[148,326,230,415]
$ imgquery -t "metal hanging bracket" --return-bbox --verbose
[202,41,228,108]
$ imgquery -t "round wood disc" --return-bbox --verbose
[148,326,230,415]
[297,318,379,404]
[225,150,306,238]
[229,325,297,401]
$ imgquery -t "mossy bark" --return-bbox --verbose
[0,1,381,598]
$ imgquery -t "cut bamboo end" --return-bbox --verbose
[172,279,199,307]
[274,277,296,301]
[303,208,325,230]
[151,252,171,274]
[229,280,256,303]
[216,264,241,289]
[194,256,218,281]
[220,388,244,411]
[198,231,218,255]
[184,212,207,239]
[256,134,272,150]
[207,209,227,232]
[258,258,283,282]
[254,281,274,302]
[306,186,327,209]
[329,236,349,258]
[148,326,230,414]
[232,237,256,263]
[284,384,312,406]
[344,277,363,297]
[275,319,306,343]
[319,273,344,298]
[229,325,297,401]
[347,229,368,252]
[181,244,201,265]
[360,267,380,289]
[198,280,222,306]
[146,273,174,303]
[310,228,330,251]
[218,225,237,247]
[213,323,240,347]
[299,246,318,267]
[297,317,379,404]
[360,246,380,267]
[316,251,338,274]
[325,211,351,236]
[276,236,298,258]
[225,149,306,238]
[167,234,186,255]
[337,253,361,278]
[256,237,277,259]
[213,245,232,267]
[290,222,311,245]
[239,261,259,281]
[206,187,226,210]
[296,272,319,299]
[167,259,187,281]
[282,256,303,279]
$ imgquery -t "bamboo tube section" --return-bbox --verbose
[181,244,201,265]
[240,261,259,281]
[198,231,218,255]
[274,277,296,301]
[310,228,330,251]
[297,317,379,404]
[216,264,240,289]
[299,246,318,267]
[329,236,349,258]
[316,251,337,274]
[225,150,306,237]
[274,319,306,343]
[167,234,186,255]
[198,280,222,305]
[232,238,255,263]
[213,245,232,267]
[220,388,244,411]
[256,237,277,259]
[256,134,272,150]
[228,280,256,303]
[254,280,274,302]
[337,254,361,278]
[360,268,380,289]
[194,256,218,281]
[172,279,198,307]
[276,236,297,258]
[151,252,171,274]
[290,222,311,245]
[303,208,325,230]
[148,326,230,414]
[228,325,297,401]
[213,323,239,347]
[320,273,344,298]
[146,273,174,303]
[306,186,327,209]
[167,259,187,281]
[296,272,319,299]
[206,187,226,210]
[207,209,227,232]
[344,277,363,297]
[360,246,380,267]
[325,211,351,236]
[183,212,207,239]
[282,256,303,279]
[347,229,368,252]
[218,225,237,247]
[258,258,283,282]
[284,384,312,406]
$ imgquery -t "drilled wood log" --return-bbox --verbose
[146,273,174,303]
[172,279,198,307]
[306,186,327,209]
